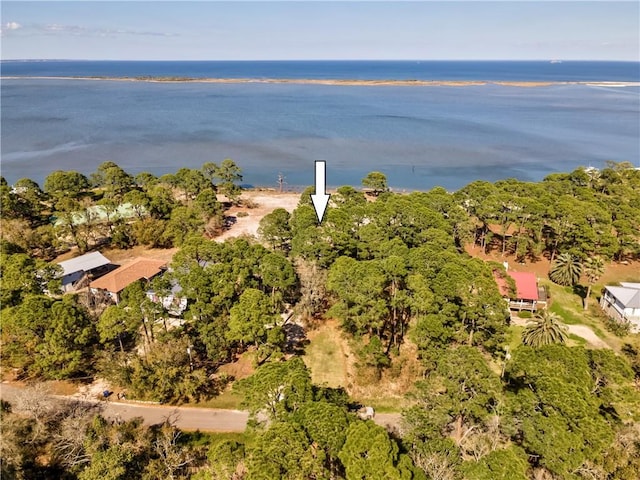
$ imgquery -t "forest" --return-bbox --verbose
[1,160,639,480]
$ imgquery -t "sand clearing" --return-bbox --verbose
[565,325,610,349]
[216,191,301,241]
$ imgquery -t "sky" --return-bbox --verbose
[1,1,638,61]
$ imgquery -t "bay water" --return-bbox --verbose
[2,61,638,190]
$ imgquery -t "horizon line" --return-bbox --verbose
[2,58,639,62]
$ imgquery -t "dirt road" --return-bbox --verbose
[0,383,249,432]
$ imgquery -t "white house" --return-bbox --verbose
[146,280,188,317]
[600,282,640,331]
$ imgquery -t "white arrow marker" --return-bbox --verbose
[310,160,330,224]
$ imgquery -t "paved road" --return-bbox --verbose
[1,383,248,432]
[1,383,401,433]
[102,401,249,432]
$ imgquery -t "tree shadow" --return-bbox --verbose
[223,215,237,229]
[283,323,308,355]
[572,284,588,299]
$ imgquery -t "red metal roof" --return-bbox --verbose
[508,271,539,301]
[493,270,539,301]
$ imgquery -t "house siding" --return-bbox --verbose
[600,288,640,332]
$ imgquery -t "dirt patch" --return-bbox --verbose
[216,191,300,242]
[44,380,81,396]
[465,244,640,284]
[54,245,177,265]
[305,320,422,409]
[599,261,640,284]
[217,353,256,381]
[101,245,178,264]
[349,336,424,403]
[466,244,552,278]
[72,378,113,401]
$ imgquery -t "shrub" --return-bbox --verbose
[603,316,631,337]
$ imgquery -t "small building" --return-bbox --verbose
[600,283,640,332]
[56,251,113,292]
[89,257,167,304]
[494,270,547,312]
[146,280,188,317]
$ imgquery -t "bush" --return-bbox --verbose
[603,316,631,337]
[236,211,249,218]
[111,223,133,249]
[518,311,532,319]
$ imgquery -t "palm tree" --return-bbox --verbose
[583,256,605,310]
[549,253,582,286]
[522,309,568,347]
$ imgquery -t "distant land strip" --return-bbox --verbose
[2,76,639,87]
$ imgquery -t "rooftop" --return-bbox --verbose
[605,284,640,309]
[90,257,167,294]
[495,270,539,301]
[56,251,111,277]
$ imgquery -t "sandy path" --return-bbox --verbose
[565,325,610,349]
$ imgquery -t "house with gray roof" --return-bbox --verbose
[600,282,640,331]
[56,251,113,292]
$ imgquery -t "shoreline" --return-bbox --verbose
[2,75,639,87]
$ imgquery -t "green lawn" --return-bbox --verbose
[506,325,525,351]
[567,334,588,347]
[543,280,636,351]
[302,326,348,389]
[549,300,583,325]
[350,395,413,413]
[192,389,243,410]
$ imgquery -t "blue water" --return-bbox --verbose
[2,60,639,82]
[1,62,639,190]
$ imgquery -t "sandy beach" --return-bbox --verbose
[4,75,638,87]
